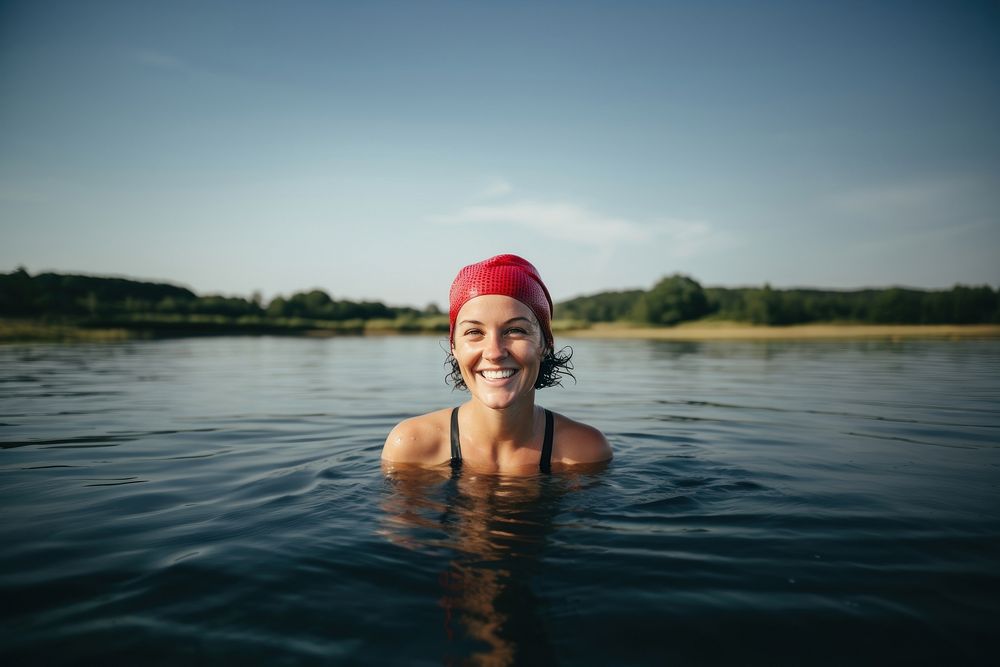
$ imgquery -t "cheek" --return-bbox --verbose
[453,345,476,372]
[527,341,546,366]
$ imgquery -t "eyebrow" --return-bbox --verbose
[457,317,535,327]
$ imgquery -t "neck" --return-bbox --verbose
[464,395,540,453]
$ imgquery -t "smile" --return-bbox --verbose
[479,369,518,380]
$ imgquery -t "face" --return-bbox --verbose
[452,295,547,410]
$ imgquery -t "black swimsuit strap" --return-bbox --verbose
[450,407,554,473]
[450,407,462,464]
[540,409,554,474]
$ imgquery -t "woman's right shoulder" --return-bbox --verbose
[382,408,454,465]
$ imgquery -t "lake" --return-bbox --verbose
[1,335,998,665]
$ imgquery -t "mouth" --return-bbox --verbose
[478,368,519,381]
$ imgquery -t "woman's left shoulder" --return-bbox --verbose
[551,411,613,465]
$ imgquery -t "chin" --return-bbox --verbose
[474,385,534,410]
[478,396,517,410]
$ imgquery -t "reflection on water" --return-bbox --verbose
[381,465,605,665]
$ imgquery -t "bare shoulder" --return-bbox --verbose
[551,412,613,465]
[382,408,453,465]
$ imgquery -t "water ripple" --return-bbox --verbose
[1,336,998,665]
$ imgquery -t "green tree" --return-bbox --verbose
[558,289,644,322]
[266,297,288,318]
[632,274,710,325]
[872,288,923,323]
[744,284,781,324]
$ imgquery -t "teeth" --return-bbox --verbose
[481,369,516,380]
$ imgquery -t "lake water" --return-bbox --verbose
[1,335,998,665]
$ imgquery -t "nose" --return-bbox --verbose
[483,332,507,361]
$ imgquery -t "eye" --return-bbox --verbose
[462,328,483,337]
[505,327,529,336]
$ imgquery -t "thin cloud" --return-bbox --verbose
[431,199,650,246]
[653,218,717,258]
[829,179,969,225]
[134,50,185,71]
[478,179,514,199]
[0,184,49,204]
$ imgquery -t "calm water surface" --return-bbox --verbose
[1,336,998,665]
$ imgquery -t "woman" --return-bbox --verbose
[382,254,612,474]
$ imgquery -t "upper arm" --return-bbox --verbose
[381,414,447,465]
[555,418,613,465]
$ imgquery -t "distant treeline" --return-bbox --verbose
[0,269,435,323]
[558,274,1000,325]
[3,269,998,330]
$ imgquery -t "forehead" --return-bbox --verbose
[456,294,537,324]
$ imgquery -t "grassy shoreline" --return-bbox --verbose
[0,316,448,342]
[558,321,1000,341]
[2,317,999,343]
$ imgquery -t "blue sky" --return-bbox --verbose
[2,0,998,307]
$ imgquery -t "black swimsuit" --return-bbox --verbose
[450,407,555,473]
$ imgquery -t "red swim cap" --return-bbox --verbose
[449,254,554,347]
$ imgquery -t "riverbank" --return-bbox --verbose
[3,317,999,343]
[0,317,447,342]
[559,321,1000,341]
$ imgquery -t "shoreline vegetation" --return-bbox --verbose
[2,268,998,343]
[559,321,1000,341]
[2,318,998,343]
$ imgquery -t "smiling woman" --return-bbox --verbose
[382,254,612,474]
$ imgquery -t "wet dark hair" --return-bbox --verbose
[445,345,575,391]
